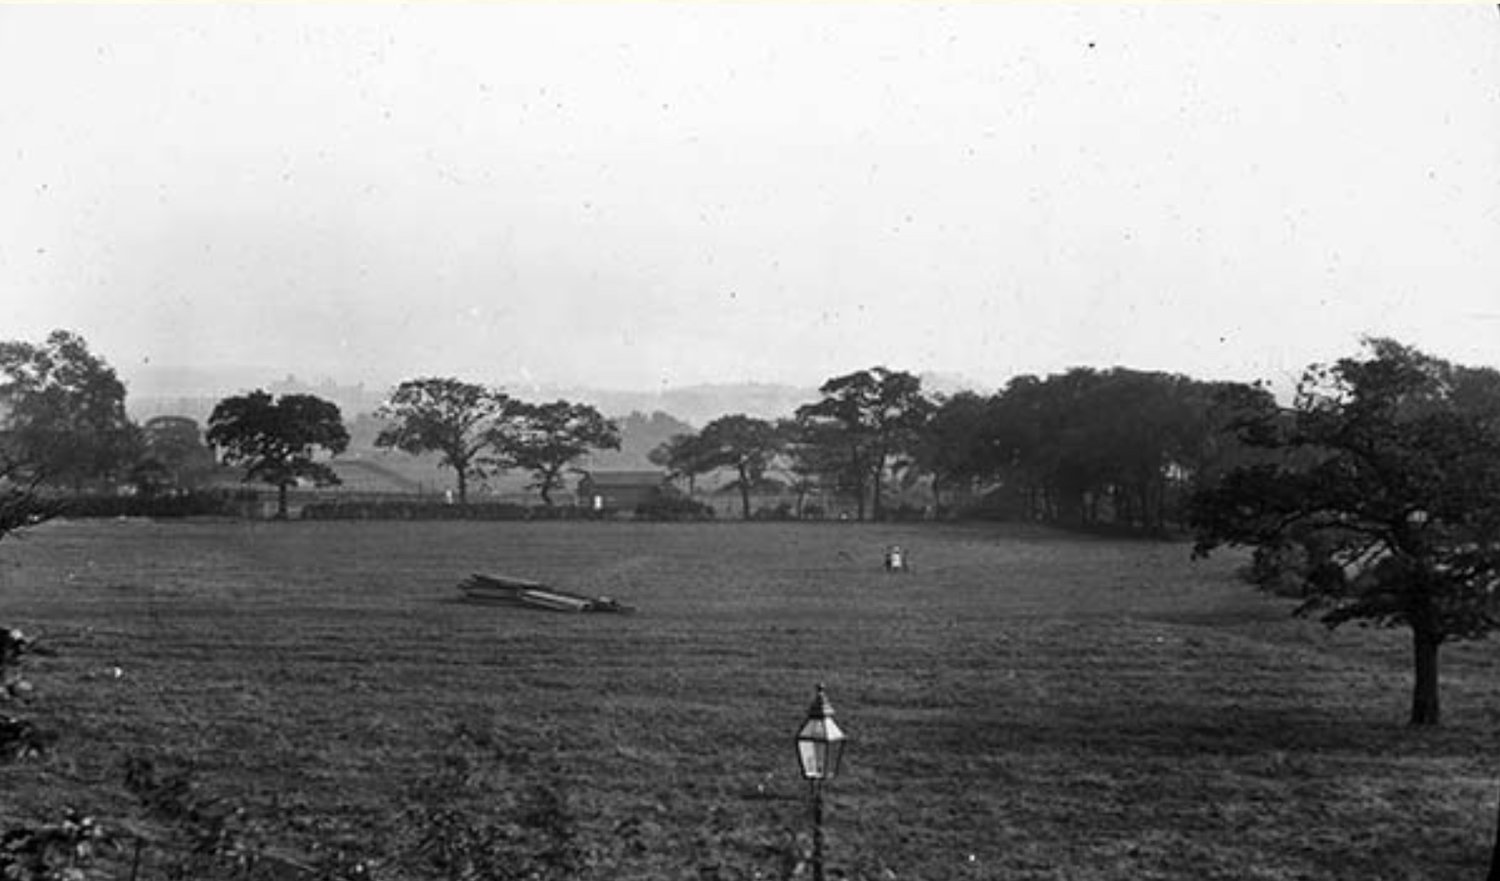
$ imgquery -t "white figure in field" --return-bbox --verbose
[885,544,908,573]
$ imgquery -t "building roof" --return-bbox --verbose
[580,470,667,487]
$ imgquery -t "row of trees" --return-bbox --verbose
[0,330,1264,529]
[0,332,624,519]
[647,365,1267,527]
[191,379,624,518]
[372,377,620,506]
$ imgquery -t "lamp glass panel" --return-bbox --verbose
[798,738,828,779]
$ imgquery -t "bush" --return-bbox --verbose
[882,503,927,522]
[301,501,530,521]
[634,494,715,522]
[300,501,615,521]
[52,490,243,519]
[752,503,795,521]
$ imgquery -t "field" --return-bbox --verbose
[2,519,1499,880]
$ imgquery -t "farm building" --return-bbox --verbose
[576,470,669,512]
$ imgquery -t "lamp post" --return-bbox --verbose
[795,683,846,881]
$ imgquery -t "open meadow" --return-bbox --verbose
[2,518,1499,880]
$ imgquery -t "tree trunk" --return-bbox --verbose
[540,480,553,507]
[457,467,469,506]
[737,467,752,520]
[275,482,289,520]
[1410,625,1442,726]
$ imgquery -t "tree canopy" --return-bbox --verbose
[0,330,139,491]
[648,431,719,495]
[374,378,513,504]
[794,367,933,521]
[1191,338,1500,725]
[697,414,783,520]
[495,400,620,506]
[206,390,350,519]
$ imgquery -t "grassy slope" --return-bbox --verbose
[1,519,1498,880]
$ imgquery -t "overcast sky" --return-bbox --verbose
[4,3,1498,397]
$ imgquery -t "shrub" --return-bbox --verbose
[752,503,795,521]
[52,490,243,519]
[301,501,529,521]
[300,501,619,522]
[1,628,55,762]
[634,494,715,522]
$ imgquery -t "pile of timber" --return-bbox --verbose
[458,573,635,614]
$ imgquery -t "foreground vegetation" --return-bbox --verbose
[2,519,1498,879]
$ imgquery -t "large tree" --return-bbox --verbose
[495,400,620,506]
[1191,338,1500,726]
[907,391,1000,513]
[207,390,350,519]
[374,378,513,504]
[648,431,718,496]
[795,367,933,520]
[0,329,140,491]
[697,414,783,520]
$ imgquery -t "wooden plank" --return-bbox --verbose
[519,589,592,612]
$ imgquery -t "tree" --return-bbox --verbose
[374,378,513,504]
[0,329,140,491]
[206,390,350,519]
[648,431,717,496]
[907,392,999,513]
[496,400,620,506]
[795,367,933,520]
[138,415,217,492]
[0,455,54,546]
[697,414,783,520]
[1191,338,1500,726]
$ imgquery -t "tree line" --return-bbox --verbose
[648,364,1273,527]
[0,331,622,520]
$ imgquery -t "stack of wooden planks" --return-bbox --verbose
[457,573,635,614]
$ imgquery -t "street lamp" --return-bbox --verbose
[795,683,846,881]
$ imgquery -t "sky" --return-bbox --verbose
[3,2,1499,399]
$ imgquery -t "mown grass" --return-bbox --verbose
[2,518,1498,879]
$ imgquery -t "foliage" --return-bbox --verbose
[207,390,350,519]
[914,369,1269,532]
[0,330,139,492]
[0,628,55,762]
[696,415,783,520]
[794,367,933,521]
[374,379,514,505]
[0,810,113,881]
[1191,338,1500,725]
[50,490,244,520]
[494,400,620,506]
[634,492,715,521]
[647,432,719,495]
[906,391,996,510]
[0,489,55,546]
[299,501,611,521]
[397,726,585,881]
[137,416,219,493]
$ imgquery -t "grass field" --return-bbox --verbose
[2,518,1498,880]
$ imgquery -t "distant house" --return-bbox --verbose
[576,470,669,512]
